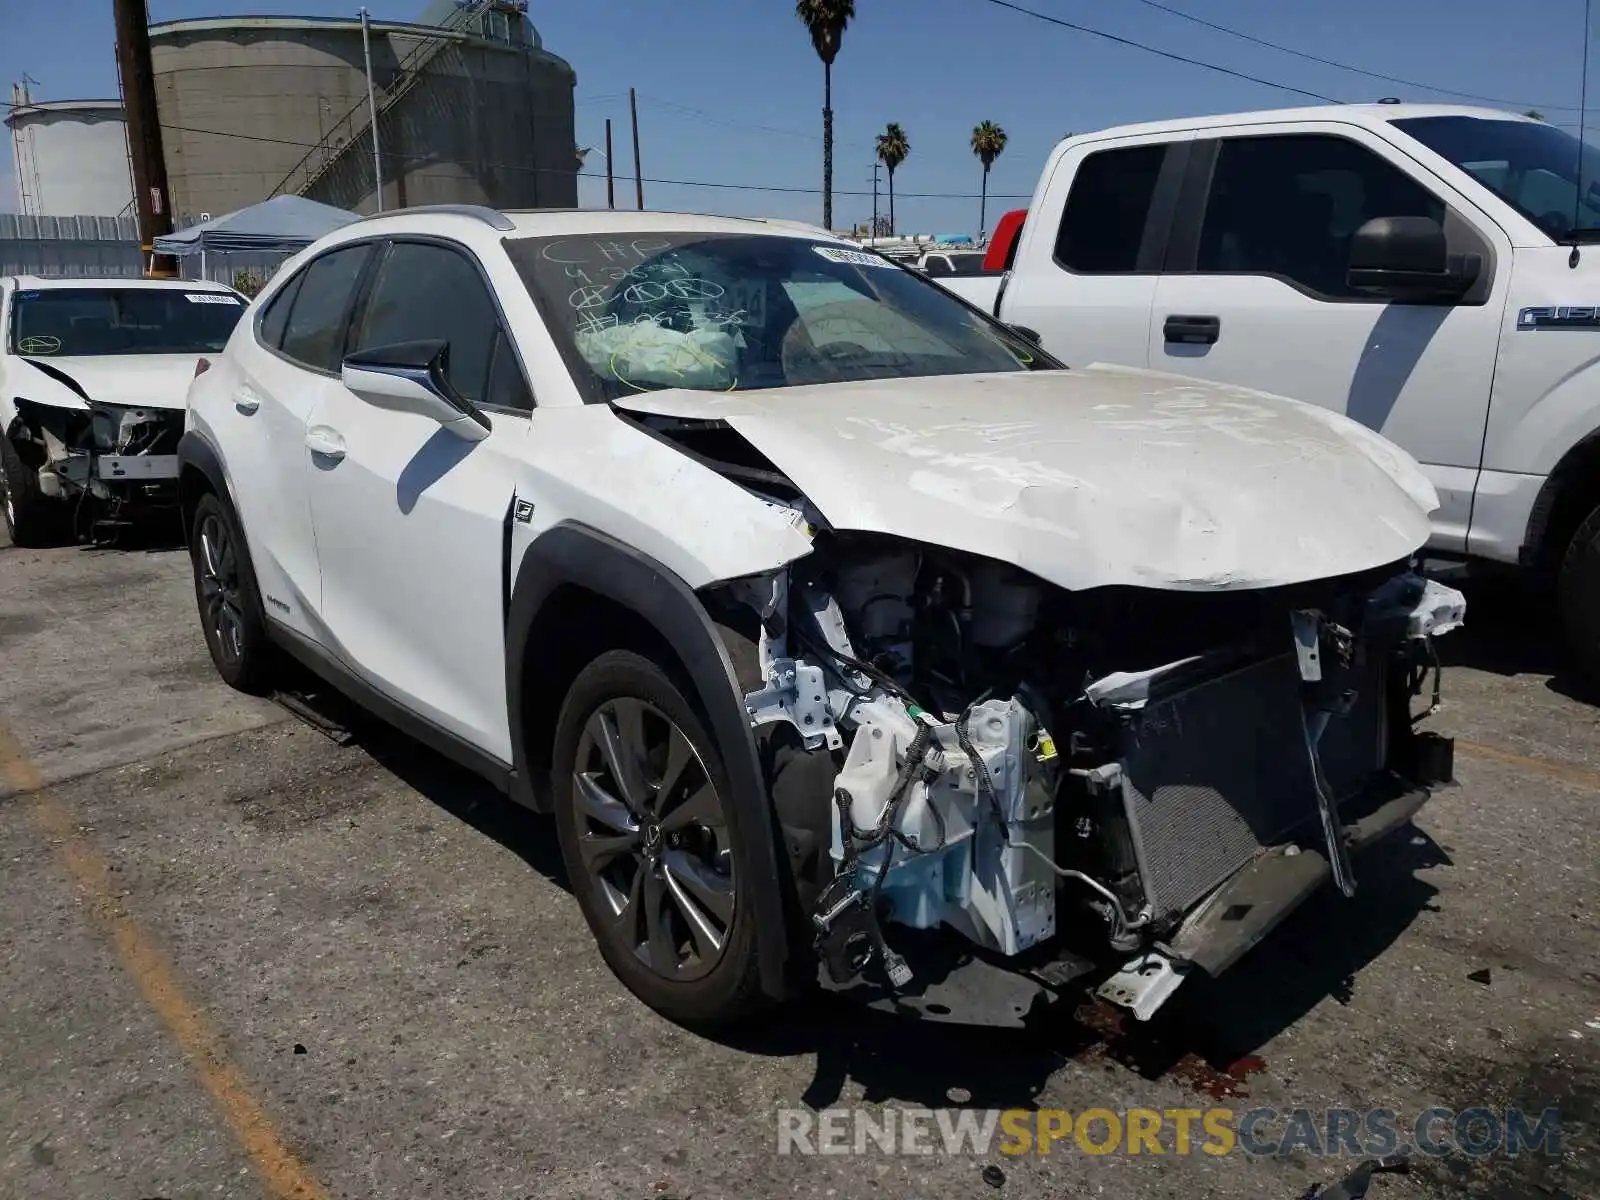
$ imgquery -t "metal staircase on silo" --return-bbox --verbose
[267,0,498,208]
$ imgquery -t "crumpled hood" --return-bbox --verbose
[15,354,202,412]
[614,365,1438,593]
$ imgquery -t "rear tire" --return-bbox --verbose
[551,649,766,1026]
[0,433,65,548]
[189,491,277,693]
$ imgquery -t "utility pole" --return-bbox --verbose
[604,117,615,209]
[113,0,176,277]
[361,7,384,212]
[871,159,880,245]
[629,87,644,210]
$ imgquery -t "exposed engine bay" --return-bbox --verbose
[723,529,1466,1023]
[8,393,183,540]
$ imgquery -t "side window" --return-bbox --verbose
[923,256,954,277]
[1196,134,1446,299]
[280,244,373,371]
[353,241,501,405]
[256,271,301,350]
[485,331,532,411]
[1055,144,1165,273]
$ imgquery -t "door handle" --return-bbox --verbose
[1163,314,1221,345]
[304,426,346,461]
[233,389,261,414]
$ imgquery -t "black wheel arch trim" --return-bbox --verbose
[506,521,791,999]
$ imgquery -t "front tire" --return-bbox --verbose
[0,433,65,548]
[551,649,765,1026]
[189,491,276,693]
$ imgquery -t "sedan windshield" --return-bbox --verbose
[1392,115,1600,240]
[9,287,245,357]
[505,232,1046,402]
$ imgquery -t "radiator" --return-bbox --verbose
[1112,650,1387,920]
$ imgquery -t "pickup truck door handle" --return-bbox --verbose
[1163,314,1221,345]
[304,426,346,462]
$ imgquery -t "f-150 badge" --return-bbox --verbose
[1519,306,1600,329]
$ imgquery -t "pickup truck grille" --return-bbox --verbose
[1113,650,1386,921]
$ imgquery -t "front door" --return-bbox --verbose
[1146,125,1513,551]
[305,238,534,762]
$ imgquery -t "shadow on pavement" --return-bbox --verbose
[1436,577,1596,705]
[270,660,1451,1113]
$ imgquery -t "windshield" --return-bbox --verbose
[1392,115,1600,240]
[9,287,245,357]
[504,232,1046,402]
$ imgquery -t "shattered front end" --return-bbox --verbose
[8,397,184,540]
[724,539,1465,1025]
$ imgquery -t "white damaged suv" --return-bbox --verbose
[0,274,246,545]
[180,205,1466,1027]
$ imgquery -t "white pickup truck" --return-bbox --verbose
[940,103,1600,674]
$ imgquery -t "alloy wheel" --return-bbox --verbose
[571,697,735,982]
[197,513,245,667]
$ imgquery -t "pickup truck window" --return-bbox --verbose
[1196,134,1444,299]
[1055,145,1164,273]
[506,232,1047,402]
[1392,116,1600,242]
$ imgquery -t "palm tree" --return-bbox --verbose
[795,0,855,230]
[971,120,1008,236]
[876,123,910,235]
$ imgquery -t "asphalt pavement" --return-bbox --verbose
[0,521,1595,1200]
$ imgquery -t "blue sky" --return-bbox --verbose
[1,0,1590,232]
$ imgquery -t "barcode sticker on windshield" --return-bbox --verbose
[813,246,897,268]
[186,292,241,305]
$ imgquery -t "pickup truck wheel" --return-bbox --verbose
[1558,501,1600,682]
[189,492,276,693]
[552,649,764,1026]
[0,433,65,548]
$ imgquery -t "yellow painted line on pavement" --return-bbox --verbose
[0,720,331,1200]
[1456,738,1600,791]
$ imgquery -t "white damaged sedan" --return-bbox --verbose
[180,206,1465,1027]
[0,274,246,545]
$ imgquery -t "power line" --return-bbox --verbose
[1126,0,1579,112]
[153,119,1031,199]
[976,0,1340,102]
[632,92,870,150]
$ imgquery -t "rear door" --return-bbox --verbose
[304,237,533,762]
[1000,133,1192,367]
[220,241,375,640]
[1146,125,1511,550]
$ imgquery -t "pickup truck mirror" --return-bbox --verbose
[1347,216,1479,301]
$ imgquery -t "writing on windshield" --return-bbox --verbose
[504,232,1044,402]
[10,288,245,357]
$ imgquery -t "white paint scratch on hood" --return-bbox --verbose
[16,354,202,411]
[614,365,1437,593]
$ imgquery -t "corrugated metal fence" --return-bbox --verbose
[0,214,145,278]
[0,213,290,292]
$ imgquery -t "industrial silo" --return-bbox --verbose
[5,95,135,217]
[149,4,577,222]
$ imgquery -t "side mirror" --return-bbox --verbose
[1347,216,1479,301]
[341,339,491,442]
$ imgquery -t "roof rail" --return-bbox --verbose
[358,204,515,231]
